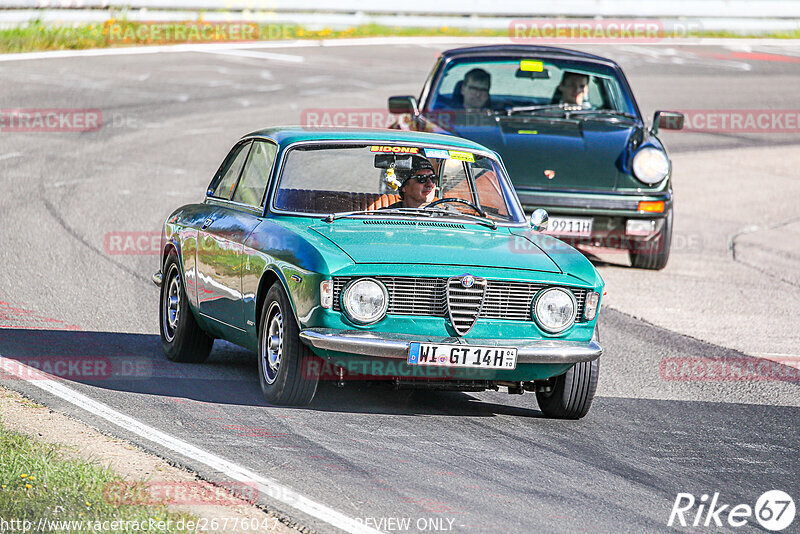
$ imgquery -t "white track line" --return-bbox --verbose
[199,49,305,62]
[1,37,800,62]
[0,152,23,161]
[0,356,381,534]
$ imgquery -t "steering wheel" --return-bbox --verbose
[427,198,486,217]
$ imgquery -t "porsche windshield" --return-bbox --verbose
[429,57,636,117]
[273,144,526,223]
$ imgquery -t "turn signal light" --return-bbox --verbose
[584,292,601,321]
[637,201,665,213]
[320,280,333,309]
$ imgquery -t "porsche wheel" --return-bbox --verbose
[629,211,673,270]
[159,252,213,363]
[258,283,319,406]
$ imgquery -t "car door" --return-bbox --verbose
[197,140,276,336]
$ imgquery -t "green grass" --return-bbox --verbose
[3,20,797,54]
[0,418,197,533]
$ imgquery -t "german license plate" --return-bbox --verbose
[408,343,517,370]
[545,217,593,237]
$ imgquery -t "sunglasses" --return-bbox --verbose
[411,173,439,185]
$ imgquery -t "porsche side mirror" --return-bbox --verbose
[529,209,549,232]
[388,95,419,116]
[652,111,684,134]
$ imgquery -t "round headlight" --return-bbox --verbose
[533,288,577,334]
[632,147,670,185]
[342,278,388,325]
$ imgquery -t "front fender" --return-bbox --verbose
[241,220,354,350]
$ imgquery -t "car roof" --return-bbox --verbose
[440,45,621,69]
[242,127,494,152]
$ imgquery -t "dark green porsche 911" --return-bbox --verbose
[154,128,604,418]
[389,45,684,269]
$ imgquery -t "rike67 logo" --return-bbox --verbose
[669,491,795,531]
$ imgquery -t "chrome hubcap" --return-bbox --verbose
[262,302,283,385]
[163,265,181,343]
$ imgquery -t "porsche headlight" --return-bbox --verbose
[632,147,670,185]
[342,278,388,325]
[533,288,577,334]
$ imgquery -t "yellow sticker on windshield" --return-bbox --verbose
[449,150,475,163]
[520,60,544,72]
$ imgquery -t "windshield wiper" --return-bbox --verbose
[506,104,577,116]
[323,208,434,223]
[565,109,638,121]
[420,207,498,230]
[324,207,498,229]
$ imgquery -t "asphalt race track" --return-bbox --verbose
[1,39,799,533]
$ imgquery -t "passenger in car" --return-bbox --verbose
[552,71,591,108]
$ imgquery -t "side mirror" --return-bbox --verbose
[529,208,549,232]
[388,95,419,116]
[652,111,684,134]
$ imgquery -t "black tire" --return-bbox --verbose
[159,252,213,363]
[629,211,673,270]
[536,357,599,419]
[258,283,319,406]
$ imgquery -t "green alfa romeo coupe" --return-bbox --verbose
[154,128,604,419]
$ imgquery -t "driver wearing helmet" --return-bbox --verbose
[385,157,439,209]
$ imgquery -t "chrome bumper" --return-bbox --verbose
[152,270,162,287]
[299,329,601,364]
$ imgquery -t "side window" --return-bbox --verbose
[232,141,277,208]
[209,142,251,200]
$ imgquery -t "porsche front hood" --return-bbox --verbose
[443,117,639,190]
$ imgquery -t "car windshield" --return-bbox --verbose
[429,57,636,117]
[273,143,526,223]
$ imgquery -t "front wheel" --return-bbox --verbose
[629,211,673,270]
[258,283,319,406]
[536,352,599,420]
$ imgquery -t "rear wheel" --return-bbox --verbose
[629,211,673,270]
[159,252,213,363]
[258,283,319,406]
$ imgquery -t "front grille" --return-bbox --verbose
[333,277,446,316]
[332,277,588,323]
[446,275,487,335]
[483,280,545,321]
